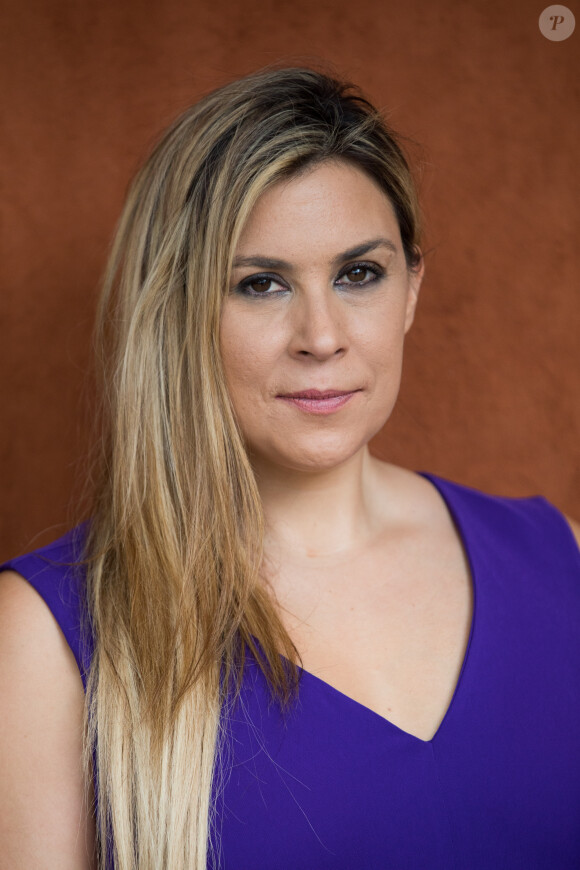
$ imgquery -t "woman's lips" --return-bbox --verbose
[276,389,359,415]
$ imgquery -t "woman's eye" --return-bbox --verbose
[336,263,382,287]
[237,275,286,296]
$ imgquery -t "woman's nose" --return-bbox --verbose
[288,286,348,361]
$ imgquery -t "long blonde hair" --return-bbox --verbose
[82,65,422,869]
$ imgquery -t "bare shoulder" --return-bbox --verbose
[0,570,96,869]
[564,515,580,550]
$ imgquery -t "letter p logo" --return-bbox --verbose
[539,5,576,40]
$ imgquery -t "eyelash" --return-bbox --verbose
[235,262,385,298]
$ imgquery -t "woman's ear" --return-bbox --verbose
[404,253,424,333]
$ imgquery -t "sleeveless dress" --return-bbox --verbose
[2,473,580,869]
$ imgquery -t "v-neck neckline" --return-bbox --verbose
[294,472,478,746]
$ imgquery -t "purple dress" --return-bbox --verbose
[2,474,580,868]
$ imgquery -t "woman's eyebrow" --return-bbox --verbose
[332,238,398,266]
[232,238,398,272]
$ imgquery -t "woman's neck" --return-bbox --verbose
[252,447,391,561]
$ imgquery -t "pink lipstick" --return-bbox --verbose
[276,389,359,415]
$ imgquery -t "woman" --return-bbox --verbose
[1,66,580,870]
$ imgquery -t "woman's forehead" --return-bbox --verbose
[234,160,401,263]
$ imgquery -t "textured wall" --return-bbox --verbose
[1,0,578,557]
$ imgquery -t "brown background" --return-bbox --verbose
[1,0,578,559]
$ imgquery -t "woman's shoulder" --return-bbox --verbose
[425,470,580,550]
[375,461,580,562]
[423,468,577,532]
[0,522,93,685]
[564,515,580,548]
[0,565,82,677]
[0,535,96,867]
[0,522,89,576]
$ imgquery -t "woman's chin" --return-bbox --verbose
[251,437,370,476]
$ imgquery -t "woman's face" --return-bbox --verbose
[220,159,423,475]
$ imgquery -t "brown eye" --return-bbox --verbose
[345,266,367,282]
[236,274,287,297]
[248,277,273,293]
[336,263,383,288]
